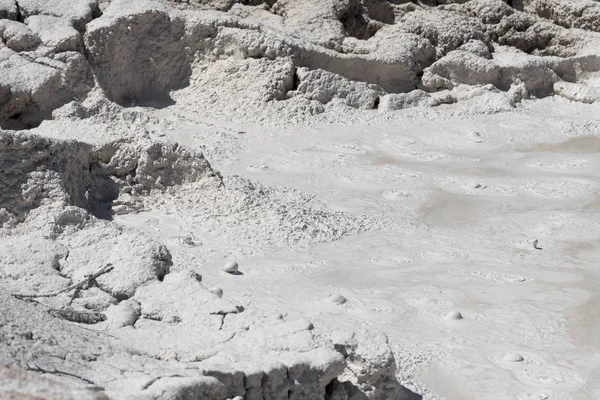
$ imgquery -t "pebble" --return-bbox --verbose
[445,310,463,320]
[469,131,483,143]
[209,287,223,298]
[112,205,131,215]
[328,294,347,305]
[502,353,525,362]
[223,261,239,274]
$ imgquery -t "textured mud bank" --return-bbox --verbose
[1,0,600,127]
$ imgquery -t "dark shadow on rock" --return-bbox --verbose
[325,378,423,400]
[0,114,35,131]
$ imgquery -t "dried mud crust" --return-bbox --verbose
[0,128,397,399]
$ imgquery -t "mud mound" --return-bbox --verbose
[159,174,379,248]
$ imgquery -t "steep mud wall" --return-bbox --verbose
[2,0,600,127]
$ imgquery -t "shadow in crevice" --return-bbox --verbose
[363,0,396,25]
[83,161,120,220]
[0,131,119,225]
[0,113,35,131]
[339,2,384,41]
[122,95,178,110]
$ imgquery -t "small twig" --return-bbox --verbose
[24,363,102,387]
[215,314,225,331]
[75,323,115,337]
[68,286,82,306]
[176,226,200,248]
[48,308,107,324]
[12,264,113,300]
[141,375,185,390]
